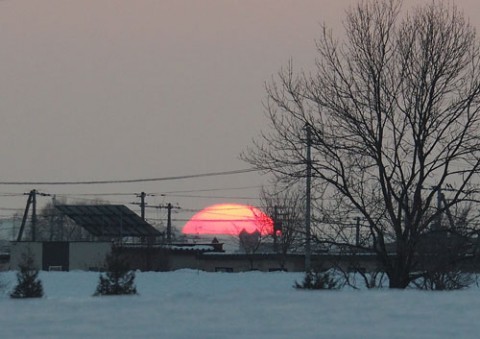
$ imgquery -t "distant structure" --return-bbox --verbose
[238,229,261,253]
[10,204,225,272]
[11,204,159,271]
[7,203,385,273]
[54,204,160,241]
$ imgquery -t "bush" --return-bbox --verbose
[294,270,341,290]
[10,251,44,299]
[94,251,137,296]
[414,270,474,291]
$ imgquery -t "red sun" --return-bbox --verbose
[182,203,273,236]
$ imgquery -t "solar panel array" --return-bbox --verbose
[55,204,161,237]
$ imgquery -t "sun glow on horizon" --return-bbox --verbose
[182,203,273,236]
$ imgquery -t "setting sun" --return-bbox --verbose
[182,203,273,236]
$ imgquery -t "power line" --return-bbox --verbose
[0,168,259,186]
[16,185,266,198]
[164,194,259,200]
[0,193,25,197]
[0,207,24,211]
[160,185,265,194]
[55,192,137,197]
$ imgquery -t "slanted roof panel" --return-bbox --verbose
[55,204,161,237]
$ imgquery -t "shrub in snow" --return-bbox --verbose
[94,251,137,296]
[10,251,44,299]
[294,270,341,290]
[347,270,387,289]
[413,270,474,291]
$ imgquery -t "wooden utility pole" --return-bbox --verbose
[31,189,37,241]
[166,203,173,243]
[139,192,146,221]
[305,125,312,272]
[150,203,180,243]
[16,189,48,241]
[17,190,33,241]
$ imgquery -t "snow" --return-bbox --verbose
[1,270,479,338]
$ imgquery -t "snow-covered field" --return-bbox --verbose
[1,270,479,339]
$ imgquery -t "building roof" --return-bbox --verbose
[55,204,161,237]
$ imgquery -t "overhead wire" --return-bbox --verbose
[0,168,259,185]
[53,192,137,197]
[163,194,259,200]
[39,186,265,203]
[159,185,265,194]
[0,193,26,197]
[0,169,270,225]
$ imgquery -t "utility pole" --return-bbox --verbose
[149,203,181,243]
[163,203,180,243]
[139,192,146,221]
[134,192,150,244]
[422,184,457,231]
[305,124,312,272]
[134,192,148,221]
[17,189,49,241]
[31,189,36,241]
[167,203,172,243]
[134,196,180,244]
[17,190,34,241]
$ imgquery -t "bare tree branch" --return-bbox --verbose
[243,0,480,288]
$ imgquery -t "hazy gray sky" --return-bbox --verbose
[1,0,479,229]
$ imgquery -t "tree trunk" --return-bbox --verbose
[388,275,410,289]
[387,263,411,289]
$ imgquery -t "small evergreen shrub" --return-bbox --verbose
[294,270,341,290]
[94,251,137,296]
[10,251,44,299]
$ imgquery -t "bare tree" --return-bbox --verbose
[233,206,272,254]
[35,201,91,241]
[229,205,274,270]
[243,0,480,288]
[260,183,304,268]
